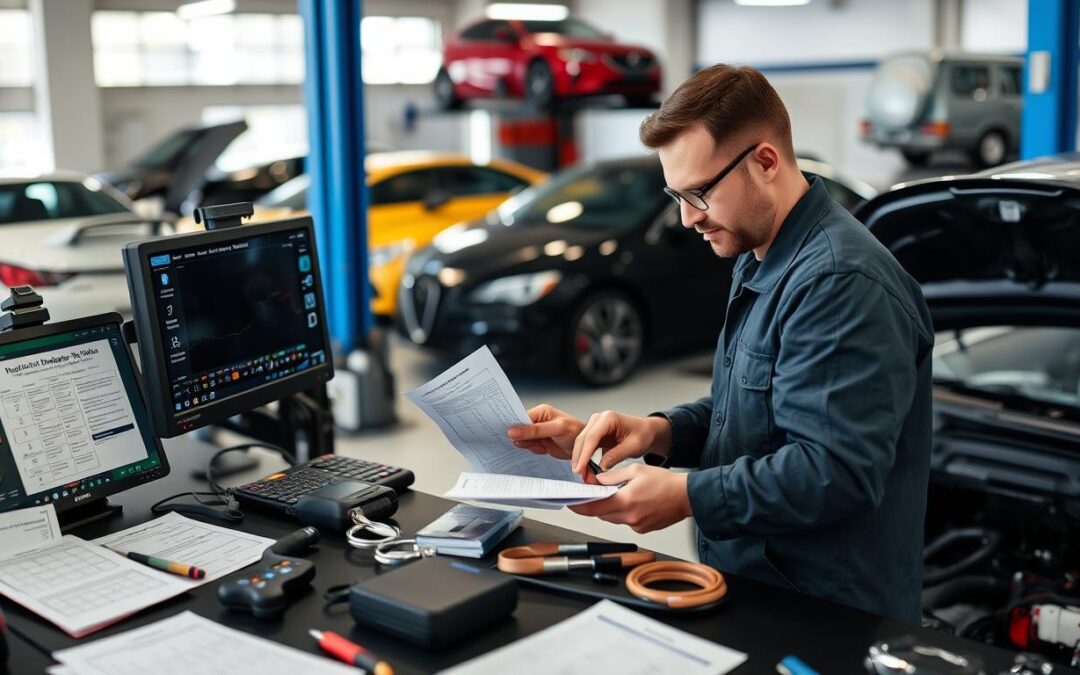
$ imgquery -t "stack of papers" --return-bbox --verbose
[405,346,620,509]
[415,503,524,557]
[0,506,272,637]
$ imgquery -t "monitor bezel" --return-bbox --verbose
[0,312,170,518]
[123,216,335,438]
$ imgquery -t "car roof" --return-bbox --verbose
[888,153,1080,193]
[882,50,1023,65]
[0,171,96,185]
[364,151,545,182]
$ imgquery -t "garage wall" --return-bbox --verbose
[961,0,1026,53]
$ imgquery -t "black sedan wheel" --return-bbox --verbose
[525,60,555,108]
[435,68,462,110]
[568,292,644,386]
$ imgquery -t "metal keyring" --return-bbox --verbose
[373,538,437,567]
[345,510,401,550]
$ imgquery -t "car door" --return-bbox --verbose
[995,63,1023,145]
[945,62,994,148]
[434,165,529,223]
[453,20,518,95]
[368,169,440,248]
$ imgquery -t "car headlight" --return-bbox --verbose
[468,271,562,306]
[369,240,414,268]
[558,48,596,63]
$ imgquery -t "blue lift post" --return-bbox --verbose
[300,0,370,356]
[1022,0,1080,158]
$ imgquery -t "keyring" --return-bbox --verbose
[345,510,400,550]
[373,538,436,567]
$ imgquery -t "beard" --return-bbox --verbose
[701,174,776,258]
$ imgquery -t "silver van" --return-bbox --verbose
[861,51,1022,168]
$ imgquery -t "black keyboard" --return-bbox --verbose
[233,454,414,513]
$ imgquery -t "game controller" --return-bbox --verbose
[218,526,319,620]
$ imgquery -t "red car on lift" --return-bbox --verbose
[435,15,662,110]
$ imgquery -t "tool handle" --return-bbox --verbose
[599,551,656,568]
[269,526,320,557]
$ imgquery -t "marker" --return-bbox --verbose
[310,629,394,675]
[126,552,206,579]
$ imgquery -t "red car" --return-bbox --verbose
[435,16,661,109]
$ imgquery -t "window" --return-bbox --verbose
[0,113,45,174]
[0,181,129,225]
[519,18,605,39]
[999,66,1022,97]
[443,167,528,196]
[951,65,991,98]
[0,10,34,86]
[361,16,441,85]
[370,169,440,205]
[92,11,304,87]
[461,20,495,41]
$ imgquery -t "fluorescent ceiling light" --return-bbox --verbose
[486,4,570,21]
[177,0,236,20]
[734,0,811,5]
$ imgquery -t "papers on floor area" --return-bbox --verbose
[51,611,356,675]
[440,599,747,675]
[93,512,274,586]
[446,472,619,510]
[405,345,577,481]
[0,504,61,560]
[0,535,189,637]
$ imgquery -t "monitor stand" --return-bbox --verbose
[58,498,122,533]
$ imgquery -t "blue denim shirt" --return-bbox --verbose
[656,179,934,621]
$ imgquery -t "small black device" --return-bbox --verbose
[233,454,414,518]
[348,556,518,649]
[0,286,49,333]
[292,480,398,531]
[122,216,334,437]
[218,526,319,620]
[0,313,168,530]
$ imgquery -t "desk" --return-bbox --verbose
[5,439,1023,674]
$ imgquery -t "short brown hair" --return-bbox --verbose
[639,64,795,159]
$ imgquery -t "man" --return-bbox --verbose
[507,64,934,621]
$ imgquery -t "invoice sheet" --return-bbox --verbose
[445,472,618,510]
[404,345,576,481]
[93,512,274,585]
[441,599,748,675]
[0,536,189,637]
[52,611,356,675]
[0,504,61,560]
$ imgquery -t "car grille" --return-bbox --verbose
[399,273,442,344]
[605,52,654,73]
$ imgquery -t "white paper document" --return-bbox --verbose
[405,345,577,481]
[93,512,274,585]
[445,472,618,510]
[52,611,356,675]
[441,599,747,675]
[0,535,189,637]
[0,504,61,560]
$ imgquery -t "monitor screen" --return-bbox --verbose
[124,217,333,437]
[0,315,167,515]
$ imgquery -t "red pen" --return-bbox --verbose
[309,629,394,675]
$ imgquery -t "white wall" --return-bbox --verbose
[961,0,1026,53]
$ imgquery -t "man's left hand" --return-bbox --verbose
[569,464,692,533]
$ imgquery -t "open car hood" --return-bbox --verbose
[855,173,1080,331]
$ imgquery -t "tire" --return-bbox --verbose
[566,291,645,387]
[972,129,1007,168]
[525,60,555,108]
[434,68,461,111]
[901,149,931,167]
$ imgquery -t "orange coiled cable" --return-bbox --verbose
[624,561,728,608]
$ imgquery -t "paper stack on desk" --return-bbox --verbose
[405,346,618,509]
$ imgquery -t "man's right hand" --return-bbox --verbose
[570,411,672,478]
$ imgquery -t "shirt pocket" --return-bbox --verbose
[723,341,776,455]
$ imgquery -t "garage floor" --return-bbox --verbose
[329,336,715,561]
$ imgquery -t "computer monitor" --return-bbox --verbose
[0,313,168,525]
[123,216,333,438]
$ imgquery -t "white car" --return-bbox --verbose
[0,172,171,321]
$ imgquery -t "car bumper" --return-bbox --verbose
[862,129,948,151]
[556,61,661,97]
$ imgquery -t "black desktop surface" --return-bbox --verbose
[5,437,1021,674]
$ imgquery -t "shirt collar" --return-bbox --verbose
[734,177,832,294]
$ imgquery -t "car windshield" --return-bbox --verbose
[496,162,665,230]
[0,181,129,224]
[519,18,606,38]
[934,326,1080,415]
[257,174,309,210]
[132,128,201,170]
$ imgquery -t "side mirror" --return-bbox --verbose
[422,190,451,211]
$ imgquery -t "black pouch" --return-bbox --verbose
[348,556,517,649]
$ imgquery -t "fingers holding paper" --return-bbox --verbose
[570,411,669,479]
[569,464,692,533]
[507,404,584,461]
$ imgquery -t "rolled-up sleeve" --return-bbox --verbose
[689,271,921,540]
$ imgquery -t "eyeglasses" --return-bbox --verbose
[663,143,759,211]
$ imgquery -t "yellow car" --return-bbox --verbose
[194,152,545,317]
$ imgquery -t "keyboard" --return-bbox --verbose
[233,454,414,513]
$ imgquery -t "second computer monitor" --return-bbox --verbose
[124,216,334,437]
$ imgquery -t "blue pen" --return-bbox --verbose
[776,655,819,675]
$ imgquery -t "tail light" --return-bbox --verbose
[859,119,872,135]
[0,263,76,287]
[921,121,951,137]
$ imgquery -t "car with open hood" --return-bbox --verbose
[855,154,1080,666]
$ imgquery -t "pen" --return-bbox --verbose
[310,629,394,675]
[126,552,206,579]
[776,655,819,675]
[587,459,628,487]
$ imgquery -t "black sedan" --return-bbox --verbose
[399,155,873,386]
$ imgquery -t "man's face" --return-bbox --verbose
[658,124,776,259]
